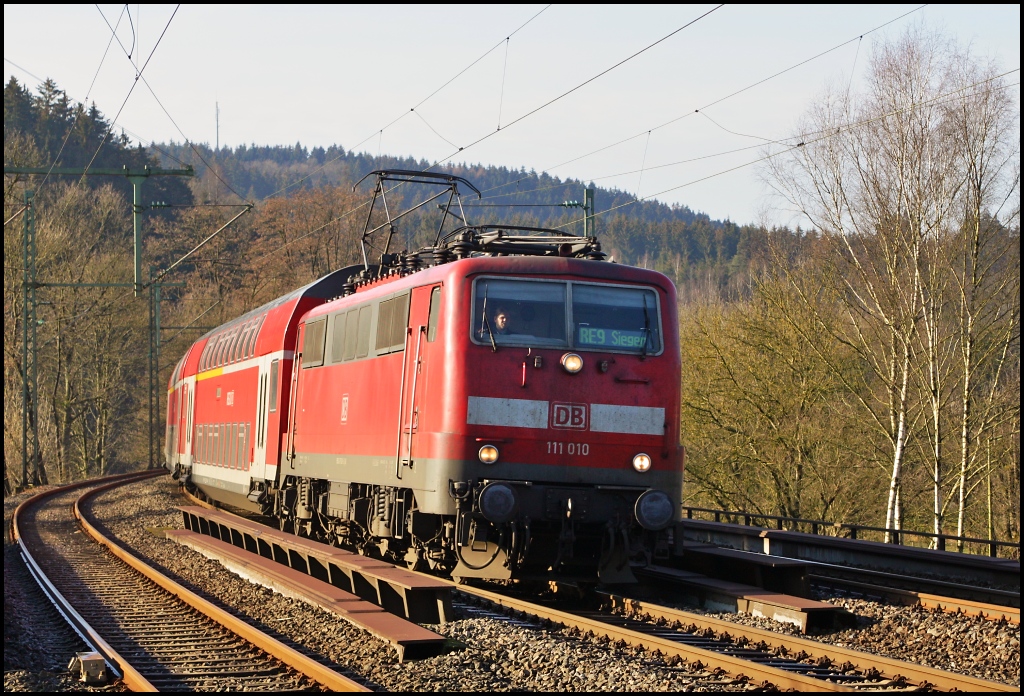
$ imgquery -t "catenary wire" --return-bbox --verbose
[251,5,725,262]
[256,4,553,203]
[474,4,928,201]
[550,71,1020,230]
[94,5,246,202]
[22,6,128,198]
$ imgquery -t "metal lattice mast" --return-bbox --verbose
[5,165,193,480]
[21,190,41,487]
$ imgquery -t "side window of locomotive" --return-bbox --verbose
[343,309,360,360]
[571,284,662,354]
[330,312,346,363]
[375,293,409,354]
[269,360,279,411]
[301,318,327,368]
[427,286,441,342]
[356,305,372,359]
[472,278,567,347]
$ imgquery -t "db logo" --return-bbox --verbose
[551,402,588,430]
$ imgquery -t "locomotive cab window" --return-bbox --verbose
[471,277,663,355]
[572,284,662,354]
[472,279,567,348]
[427,286,442,342]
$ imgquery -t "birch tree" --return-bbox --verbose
[945,53,1020,548]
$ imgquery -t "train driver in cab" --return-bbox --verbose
[493,306,513,335]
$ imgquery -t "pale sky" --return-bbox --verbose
[4,4,1020,225]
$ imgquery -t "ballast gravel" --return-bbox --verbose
[78,474,744,692]
[7,473,1018,691]
[4,485,127,693]
[643,583,1020,686]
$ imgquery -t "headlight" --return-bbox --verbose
[561,353,584,374]
[478,444,499,464]
[632,453,652,472]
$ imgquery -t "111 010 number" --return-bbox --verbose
[546,441,590,455]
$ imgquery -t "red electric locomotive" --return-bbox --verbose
[167,171,684,582]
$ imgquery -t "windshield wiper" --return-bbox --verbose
[641,294,651,358]
[482,290,497,352]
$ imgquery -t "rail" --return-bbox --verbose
[681,506,1020,559]
[12,472,369,692]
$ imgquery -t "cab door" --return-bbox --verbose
[396,283,442,478]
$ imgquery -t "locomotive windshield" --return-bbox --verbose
[474,279,568,347]
[472,278,661,354]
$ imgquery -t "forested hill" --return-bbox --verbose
[3,77,192,208]
[3,76,803,299]
[155,140,802,299]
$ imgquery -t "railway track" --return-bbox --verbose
[806,561,1020,610]
[11,472,368,692]
[456,583,1016,692]
[169,490,1017,692]
[809,573,1020,624]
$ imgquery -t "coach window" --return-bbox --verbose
[246,315,263,358]
[223,330,236,364]
[211,334,223,367]
[356,306,373,359]
[228,327,242,363]
[301,318,327,368]
[234,323,249,362]
[214,334,226,367]
[269,360,279,411]
[224,328,236,364]
[243,320,255,359]
[427,287,442,342]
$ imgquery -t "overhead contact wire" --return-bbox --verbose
[477,3,928,200]
[95,5,246,202]
[551,71,1020,230]
[259,4,553,202]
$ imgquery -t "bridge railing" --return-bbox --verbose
[680,506,1020,560]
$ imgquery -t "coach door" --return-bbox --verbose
[396,283,441,478]
[250,354,274,481]
[177,382,189,464]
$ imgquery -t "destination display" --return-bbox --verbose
[577,327,648,349]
